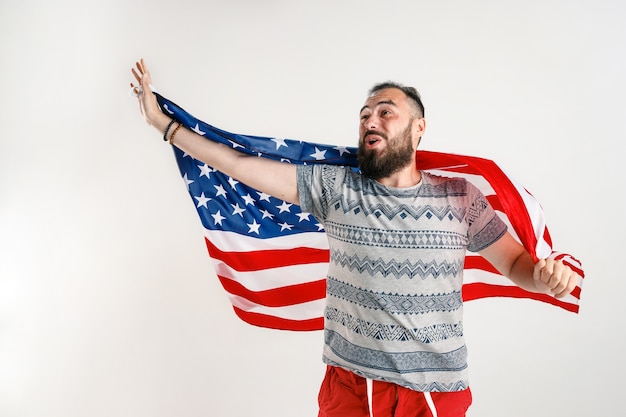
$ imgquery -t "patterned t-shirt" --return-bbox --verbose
[297,164,507,392]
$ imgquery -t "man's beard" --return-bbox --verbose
[358,123,416,180]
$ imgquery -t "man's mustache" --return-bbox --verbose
[363,130,388,141]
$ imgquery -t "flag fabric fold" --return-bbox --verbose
[154,93,584,331]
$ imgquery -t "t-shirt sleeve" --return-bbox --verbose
[465,181,508,252]
[296,164,344,222]
[296,164,316,214]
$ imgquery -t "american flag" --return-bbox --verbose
[155,93,584,331]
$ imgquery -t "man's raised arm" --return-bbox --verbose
[130,59,299,205]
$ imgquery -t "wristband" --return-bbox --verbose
[163,119,176,142]
[169,123,183,145]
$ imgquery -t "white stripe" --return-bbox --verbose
[463,268,518,286]
[424,392,438,417]
[225,293,325,320]
[505,172,552,257]
[211,257,328,291]
[205,228,329,251]
[366,378,373,417]
[491,167,555,258]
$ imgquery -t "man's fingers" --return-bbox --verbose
[533,258,547,282]
[541,262,561,289]
[131,67,141,83]
[535,259,578,298]
[553,272,578,299]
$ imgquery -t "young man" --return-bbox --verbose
[131,59,579,417]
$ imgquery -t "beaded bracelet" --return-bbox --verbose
[169,123,183,145]
[162,119,176,142]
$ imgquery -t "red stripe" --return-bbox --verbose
[462,282,579,313]
[217,274,326,307]
[205,237,330,271]
[417,157,483,176]
[232,306,324,331]
[485,195,504,212]
[570,285,581,299]
[464,255,499,274]
[542,223,553,247]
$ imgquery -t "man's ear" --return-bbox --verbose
[413,118,426,149]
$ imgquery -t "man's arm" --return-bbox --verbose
[479,232,580,299]
[131,59,299,205]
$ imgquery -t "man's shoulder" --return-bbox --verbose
[422,171,468,187]
[299,164,354,189]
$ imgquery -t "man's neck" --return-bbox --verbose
[375,165,422,188]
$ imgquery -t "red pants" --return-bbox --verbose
[318,366,472,417]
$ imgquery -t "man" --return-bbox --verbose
[130,59,579,417]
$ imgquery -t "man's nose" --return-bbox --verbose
[364,115,379,130]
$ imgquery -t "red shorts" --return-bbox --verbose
[318,366,472,417]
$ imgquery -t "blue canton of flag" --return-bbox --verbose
[158,92,359,239]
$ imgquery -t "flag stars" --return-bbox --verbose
[198,163,214,179]
[194,192,211,208]
[310,147,327,160]
[231,203,246,217]
[242,193,256,206]
[271,138,288,149]
[334,146,351,156]
[227,177,239,190]
[229,140,245,150]
[214,184,228,198]
[211,210,226,226]
[276,201,293,213]
[247,219,261,235]
[192,123,206,135]
[257,192,271,202]
[278,222,293,231]
[260,209,274,220]
[315,223,325,231]
[183,173,194,190]
[296,212,311,222]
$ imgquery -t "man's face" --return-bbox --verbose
[357,88,422,180]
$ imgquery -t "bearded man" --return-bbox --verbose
[131,59,579,417]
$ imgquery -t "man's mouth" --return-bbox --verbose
[364,131,386,148]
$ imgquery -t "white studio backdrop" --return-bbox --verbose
[1,0,624,416]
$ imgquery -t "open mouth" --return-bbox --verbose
[363,130,387,149]
[365,135,382,148]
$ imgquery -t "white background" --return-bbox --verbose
[1,0,624,416]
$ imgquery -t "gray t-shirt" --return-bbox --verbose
[297,164,507,392]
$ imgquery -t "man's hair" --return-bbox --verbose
[369,82,425,118]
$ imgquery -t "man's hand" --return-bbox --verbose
[130,59,169,129]
[533,258,579,298]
